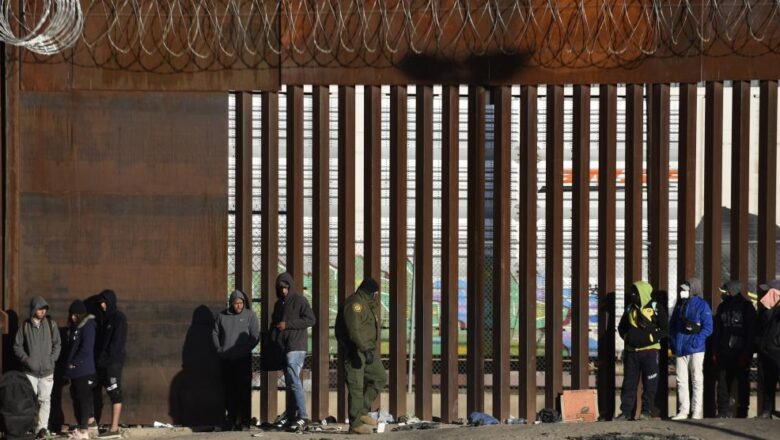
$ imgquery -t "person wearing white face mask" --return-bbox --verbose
[669,278,713,420]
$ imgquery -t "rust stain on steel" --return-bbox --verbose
[17,91,227,422]
[571,84,590,390]
[440,85,459,424]
[597,84,617,420]
[311,86,330,421]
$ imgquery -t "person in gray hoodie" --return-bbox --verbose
[13,296,62,439]
[212,289,259,430]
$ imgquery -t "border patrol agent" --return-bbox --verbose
[335,278,386,435]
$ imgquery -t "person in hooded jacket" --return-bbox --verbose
[65,300,97,440]
[616,280,668,421]
[669,278,713,420]
[712,280,756,418]
[13,296,62,439]
[269,273,315,430]
[212,289,259,430]
[756,279,780,419]
[92,290,127,439]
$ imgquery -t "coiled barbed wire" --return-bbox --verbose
[13,0,780,72]
[0,0,83,55]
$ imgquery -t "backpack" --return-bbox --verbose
[0,371,37,439]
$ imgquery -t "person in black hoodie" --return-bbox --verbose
[93,290,127,439]
[65,300,97,440]
[712,280,757,418]
[756,279,780,419]
[270,273,315,430]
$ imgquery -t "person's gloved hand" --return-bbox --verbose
[363,349,375,365]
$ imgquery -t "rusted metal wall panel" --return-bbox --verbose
[388,85,407,418]
[571,84,590,390]
[678,84,697,285]
[235,92,253,297]
[647,83,670,417]
[17,91,227,423]
[286,86,305,283]
[336,85,356,422]
[703,81,723,418]
[545,84,564,409]
[597,84,617,420]
[260,91,279,422]
[731,81,750,293]
[311,86,330,421]
[414,85,433,421]
[518,85,538,421]
[491,85,511,421]
[466,86,486,415]
[440,85,459,423]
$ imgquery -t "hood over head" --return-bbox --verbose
[98,289,118,315]
[28,296,49,319]
[629,280,654,308]
[275,272,299,298]
[228,289,249,313]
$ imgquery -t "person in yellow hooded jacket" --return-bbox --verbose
[615,280,669,421]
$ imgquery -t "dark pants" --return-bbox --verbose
[343,349,386,428]
[70,375,95,430]
[759,353,780,414]
[716,361,750,417]
[620,350,659,417]
[221,356,252,428]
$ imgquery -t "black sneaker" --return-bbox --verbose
[98,430,121,439]
[286,418,308,432]
[613,413,631,421]
[272,415,288,430]
[35,428,48,439]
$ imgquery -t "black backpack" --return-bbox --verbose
[0,371,37,439]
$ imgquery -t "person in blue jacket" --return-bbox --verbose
[65,300,97,440]
[669,278,713,420]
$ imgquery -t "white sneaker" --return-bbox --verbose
[672,413,688,420]
[691,413,703,420]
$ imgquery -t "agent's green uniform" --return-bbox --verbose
[335,285,386,428]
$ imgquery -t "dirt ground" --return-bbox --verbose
[122,418,779,440]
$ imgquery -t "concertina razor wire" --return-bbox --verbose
[6,0,780,71]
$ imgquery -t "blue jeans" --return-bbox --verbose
[284,351,308,420]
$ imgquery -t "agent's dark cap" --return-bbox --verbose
[359,278,380,294]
